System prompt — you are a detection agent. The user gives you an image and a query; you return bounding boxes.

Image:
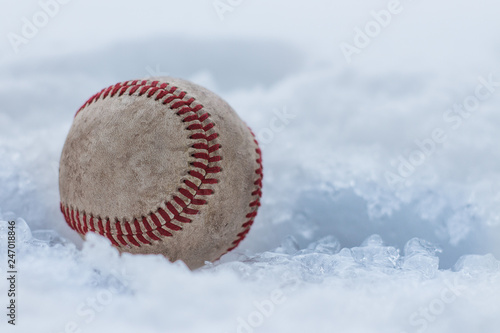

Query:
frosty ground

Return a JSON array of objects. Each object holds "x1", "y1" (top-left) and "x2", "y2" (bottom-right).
[{"x1": 1, "y1": 0, "x2": 500, "y2": 332}]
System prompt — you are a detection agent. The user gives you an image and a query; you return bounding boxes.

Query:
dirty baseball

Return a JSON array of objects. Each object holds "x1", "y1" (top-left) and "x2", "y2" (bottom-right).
[{"x1": 59, "y1": 77, "x2": 263, "y2": 269}]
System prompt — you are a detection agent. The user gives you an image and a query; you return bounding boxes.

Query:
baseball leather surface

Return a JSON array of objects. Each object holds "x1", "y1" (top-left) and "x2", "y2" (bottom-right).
[{"x1": 59, "y1": 77, "x2": 263, "y2": 269}]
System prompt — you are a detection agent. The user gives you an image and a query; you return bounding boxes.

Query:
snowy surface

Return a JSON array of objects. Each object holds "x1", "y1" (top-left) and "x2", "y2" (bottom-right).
[{"x1": 1, "y1": 0, "x2": 500, "y2": 332}]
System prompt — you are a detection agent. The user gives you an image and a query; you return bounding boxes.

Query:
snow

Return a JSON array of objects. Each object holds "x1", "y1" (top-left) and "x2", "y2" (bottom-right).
[{"x1": 2, "y1": 0, "x2": 500, "y2": 332}]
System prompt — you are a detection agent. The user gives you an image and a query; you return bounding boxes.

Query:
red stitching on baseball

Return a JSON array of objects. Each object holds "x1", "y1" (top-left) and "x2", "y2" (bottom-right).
[
  {"x1": 223, "y1": 129, "x2": 263, "y2": 253},
  {"x1": 63, "y1": 80, "x2": 223, "y2": 248}
]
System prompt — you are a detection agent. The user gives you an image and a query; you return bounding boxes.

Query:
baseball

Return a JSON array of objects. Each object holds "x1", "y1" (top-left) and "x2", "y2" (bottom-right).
[{"x1": 59, "y1": 77, "x2": 263, "y2": 269}]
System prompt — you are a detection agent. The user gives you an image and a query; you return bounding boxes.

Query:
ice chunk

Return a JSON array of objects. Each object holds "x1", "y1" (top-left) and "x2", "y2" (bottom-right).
[
  {"x1": 31, "y1": 229, "x2": 69, "y2": 247},
  {"x1": 274, "y1": 235, "x2": 300, "y2": 255},
  {"x1": 402, "y1": 238, "x2": 441, "y2": 278},
  {"x1": 454, "y1": 254, "x2": 500, "y2": 277},
  {"x1": 351, "y1": 234, "x2": 400, "y2": 269},
  {"x1": 361, "y1": 234, "x2": 384, "y2": 247},
  {"x1": 304, "y1": 235, "x2": 340, "y2": 255},
  {"x1": 0, "y1": 217, "x2": 32, "y2": 246}
]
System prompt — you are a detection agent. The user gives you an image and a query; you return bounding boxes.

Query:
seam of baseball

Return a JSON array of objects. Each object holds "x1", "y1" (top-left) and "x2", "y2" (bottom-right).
[
  {"x1": 222, "y1": 128, "x2": 263, "y2": 254},
  {"x1": 60, "y1": 79, "x2": 223, "y2": 249}
]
